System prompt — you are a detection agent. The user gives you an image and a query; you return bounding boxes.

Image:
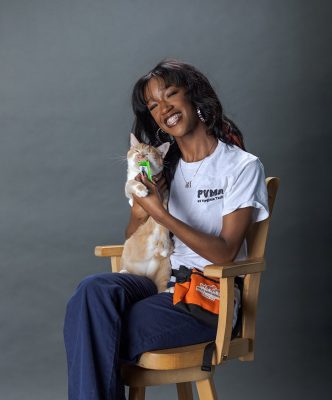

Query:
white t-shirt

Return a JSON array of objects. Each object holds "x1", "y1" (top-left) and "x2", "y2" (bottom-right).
[{"x1": 168, "y1": 140, "x2": 269, "y2": 271}]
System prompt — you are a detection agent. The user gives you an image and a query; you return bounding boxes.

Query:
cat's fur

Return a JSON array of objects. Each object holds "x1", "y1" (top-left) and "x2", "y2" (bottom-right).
[{"x1": 120, "y1": 134, "x2": 173, "y2": 292}]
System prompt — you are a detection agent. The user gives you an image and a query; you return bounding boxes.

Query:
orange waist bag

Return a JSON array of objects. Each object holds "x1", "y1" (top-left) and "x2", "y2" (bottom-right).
[{"x1": 172, "y1": 265, "x2": 220, "y2": 327}]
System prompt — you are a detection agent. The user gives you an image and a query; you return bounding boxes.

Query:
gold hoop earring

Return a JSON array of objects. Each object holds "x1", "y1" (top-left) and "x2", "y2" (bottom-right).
[{"x1": 156, "y1": 127, "x2": 175, "y2": 144}]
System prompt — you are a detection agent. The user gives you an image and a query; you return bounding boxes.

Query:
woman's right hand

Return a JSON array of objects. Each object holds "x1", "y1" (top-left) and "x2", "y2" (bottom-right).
[
  {"x1": 131, "y1": 171, "x2": 167, "y2": 219},
  {"x1": 131, "y1": 173, "x2": 148, "y2": 220},
  {"x1": 126, "y1": 172, "x2": 167, "y2": 238},
  {"x1": 152, "y1": 172, "x2": 168, "y2": 200}
]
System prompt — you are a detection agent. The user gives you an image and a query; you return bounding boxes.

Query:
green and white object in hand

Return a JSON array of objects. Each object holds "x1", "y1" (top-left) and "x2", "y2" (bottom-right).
[{"x1": 138, "y1": 160, "x2": 153, "y2": 182}]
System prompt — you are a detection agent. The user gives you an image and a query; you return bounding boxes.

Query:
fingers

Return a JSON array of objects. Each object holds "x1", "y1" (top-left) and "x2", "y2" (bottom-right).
[
  {"x1": 135, "y1": 171, "x2": 166, "y2": 198},
  {"x1": 135, "y1": 172, "x2": 155, "y2": 187},
  {"x1": 141, "y1": 174, "x2": 157, "y2": 192},
  {"x1": 153, "y1": 173, "x2": 165, "y2": 186},
  {"x1": 135, "y1": 173, "x2": 143, "y2": 182},
  {"x1": 152, "y1": 172, "x2": 163, "y2": 183}
]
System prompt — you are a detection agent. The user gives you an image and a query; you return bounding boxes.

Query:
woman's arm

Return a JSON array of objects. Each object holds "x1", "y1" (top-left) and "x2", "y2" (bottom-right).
[
  {"x1": 133, "y1": 175, "x2": 253, "y2": 264},
  {"x1": 160, "y1": 207, "x2": 253, "y2": 264}
]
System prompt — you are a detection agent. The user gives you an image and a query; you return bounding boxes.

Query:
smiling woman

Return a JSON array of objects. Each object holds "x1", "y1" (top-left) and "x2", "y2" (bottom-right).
[
  {"x1": 131, "y1": 59, "x2": 246, "y2": 183},
  {"x1": 63, "y1": 59, "x2": 269, "y2": 400}
]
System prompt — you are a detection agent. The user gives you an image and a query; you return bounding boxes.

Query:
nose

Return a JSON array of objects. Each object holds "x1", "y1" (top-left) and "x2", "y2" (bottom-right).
[
  {"x1": 160, "y1": 99, "x2": 172, "y2": 115},
  {"x1": 136, "y1": 154, "x2": 146, "y2": 162}
]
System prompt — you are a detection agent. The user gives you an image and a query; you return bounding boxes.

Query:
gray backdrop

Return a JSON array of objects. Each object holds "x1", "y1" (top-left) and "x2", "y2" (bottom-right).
[{"x1": 1, "y1": 0, "x2": 331, "y2": 399}]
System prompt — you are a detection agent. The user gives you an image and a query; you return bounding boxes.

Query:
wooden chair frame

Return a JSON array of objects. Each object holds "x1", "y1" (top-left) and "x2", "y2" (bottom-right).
[{"x1": 95, "y1": 177, "x2": 279, "y2": 400}]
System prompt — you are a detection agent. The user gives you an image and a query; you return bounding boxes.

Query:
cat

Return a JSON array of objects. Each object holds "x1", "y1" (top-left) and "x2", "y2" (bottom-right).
[{"x1": 120, "y1": 133, "x2": 173, "y2": 293}]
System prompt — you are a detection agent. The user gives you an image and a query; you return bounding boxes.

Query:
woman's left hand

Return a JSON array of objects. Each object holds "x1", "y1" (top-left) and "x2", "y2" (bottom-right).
[{"x1": 132, "y1": 173, "x2": 168, "y2": 223}]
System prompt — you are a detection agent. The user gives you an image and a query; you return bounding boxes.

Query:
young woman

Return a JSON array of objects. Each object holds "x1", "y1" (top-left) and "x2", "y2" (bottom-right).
[{"x1": 64, "y1": 59, "x2": 269, "y2": 400}]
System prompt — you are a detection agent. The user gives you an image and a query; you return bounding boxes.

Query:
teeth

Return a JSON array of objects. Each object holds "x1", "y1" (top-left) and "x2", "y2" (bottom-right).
[{"x1": 166, "y1": 113, "x2": 181, "y2": 127}]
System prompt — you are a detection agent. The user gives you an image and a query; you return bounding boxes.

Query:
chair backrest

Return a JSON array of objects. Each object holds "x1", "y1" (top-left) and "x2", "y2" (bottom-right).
[
  {"x1": 246, "y1": 177, "x2": 280, "y2": 259},
  {"x1": 239, "y1": 177, "x2": 279, "y2": 361}
]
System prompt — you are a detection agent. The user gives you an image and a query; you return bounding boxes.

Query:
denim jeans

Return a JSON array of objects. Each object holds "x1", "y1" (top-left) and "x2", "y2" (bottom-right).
[{"x1": 63, "y1": 272, "x2": 220, "y2": 400}]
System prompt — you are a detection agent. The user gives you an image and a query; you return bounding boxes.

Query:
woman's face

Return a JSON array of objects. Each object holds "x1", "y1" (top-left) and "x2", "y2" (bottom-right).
[{"x1": 144, "y1": 77, "x2": 199, "y2": 139}]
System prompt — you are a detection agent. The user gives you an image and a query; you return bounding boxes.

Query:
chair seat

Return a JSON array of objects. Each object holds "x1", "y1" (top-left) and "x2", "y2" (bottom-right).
[
  {"x1": 136, "y1": 337, "x2": 251, "y2": 370},
  {"x1": 121, "y1": 338, "x2": 252, "y2": 388}
]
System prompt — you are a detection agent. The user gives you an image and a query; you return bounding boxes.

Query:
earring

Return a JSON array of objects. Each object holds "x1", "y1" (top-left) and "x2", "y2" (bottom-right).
[
  {"x1": 156, "y1": 127, "x2": 164, "y2": 142},
  {"x1": 156, "y1": 127, "x2": 175, "y2": 144},
  {"x1": 196, "y1": 107, "x2": 206, "y2": 123},
  {"x1": 168, "y1": 134, "x2": 175, "y2": 144}
]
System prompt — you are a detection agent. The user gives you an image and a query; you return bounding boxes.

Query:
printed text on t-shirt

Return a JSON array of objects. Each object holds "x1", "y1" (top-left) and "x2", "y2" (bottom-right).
[{"x1": 197, "y1": 188, "x2": 224, "y2": 203}]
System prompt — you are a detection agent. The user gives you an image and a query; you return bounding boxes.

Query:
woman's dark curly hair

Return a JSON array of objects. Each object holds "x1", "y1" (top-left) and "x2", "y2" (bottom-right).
[{"x1": 131, "y1": 59, "x2": 245, "y2": 184}]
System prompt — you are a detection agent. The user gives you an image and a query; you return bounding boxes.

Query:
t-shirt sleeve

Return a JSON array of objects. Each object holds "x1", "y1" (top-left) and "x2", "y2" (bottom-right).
[{"x1": 222, "y1": 158, "x2": 269, "y2": 223}]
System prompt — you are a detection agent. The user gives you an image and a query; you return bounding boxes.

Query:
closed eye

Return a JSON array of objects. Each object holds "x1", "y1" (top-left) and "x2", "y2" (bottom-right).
[
  {"x1": 167, "y1": 90, "x2": 178, "y2": 97},
  {"x1": 148, "y1": 90, "x2": 178, "y2": 111}
]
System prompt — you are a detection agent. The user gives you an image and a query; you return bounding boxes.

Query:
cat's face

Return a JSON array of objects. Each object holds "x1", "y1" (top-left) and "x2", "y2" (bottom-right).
[{"x1": 127, "y1": 134, "x2": 170, "y2": 175}]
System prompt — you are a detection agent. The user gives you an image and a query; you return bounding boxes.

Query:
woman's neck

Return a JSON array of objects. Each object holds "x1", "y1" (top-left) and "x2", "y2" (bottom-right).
[{"x1": 176, "y1": 129, "x2": 218, "y2": 163}]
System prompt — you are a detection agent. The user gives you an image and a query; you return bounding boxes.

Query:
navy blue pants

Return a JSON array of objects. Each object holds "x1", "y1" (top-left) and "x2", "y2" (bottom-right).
[{"x1": 63, "y1": 272, "x2": 218, "y2": 400}]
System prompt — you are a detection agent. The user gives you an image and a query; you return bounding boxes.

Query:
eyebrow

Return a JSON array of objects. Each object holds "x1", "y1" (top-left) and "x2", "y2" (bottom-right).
[{"x1": 145, "y1": 84, "x2": 174, "y2": 104}]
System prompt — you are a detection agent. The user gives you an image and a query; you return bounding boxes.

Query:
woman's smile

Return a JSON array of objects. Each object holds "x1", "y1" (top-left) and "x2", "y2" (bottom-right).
[{"x1": 164, "y1": 112, "x2": 182, "y2": 128}]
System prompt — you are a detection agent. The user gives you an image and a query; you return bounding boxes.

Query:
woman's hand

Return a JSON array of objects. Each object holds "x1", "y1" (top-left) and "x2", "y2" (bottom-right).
[
  {"x1": 126, "y1": 172, "x2": 168, "y2": 238},
  {"x1": 133, "y1": 172, "x2": 168, "y2": 222},
  {"x1": 152, "y1": 171, "x2": 168, "y2": 199}
]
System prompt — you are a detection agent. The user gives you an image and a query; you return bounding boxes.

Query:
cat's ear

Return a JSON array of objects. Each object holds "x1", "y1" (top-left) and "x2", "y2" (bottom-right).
[
  {"x1": 157, "y1": 142, "x2": 171, "y2": 158},
  {"x1": 130, "y1": 133, "x2": 140, "y2": 148}
]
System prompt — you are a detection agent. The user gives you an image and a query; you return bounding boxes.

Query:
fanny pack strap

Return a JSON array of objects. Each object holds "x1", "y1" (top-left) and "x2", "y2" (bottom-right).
[
  {"x1": 172, "y1": 265, "x2": 192, "y2": 283},
  {"x1": 201, "y1": 341, "x2": 216, "y2": 371}
]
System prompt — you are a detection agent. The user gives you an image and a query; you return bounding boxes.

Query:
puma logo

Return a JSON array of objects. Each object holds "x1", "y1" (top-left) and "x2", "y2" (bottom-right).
[{"x1": 197, "y1": 188, "x2": 224, "y2": 203}]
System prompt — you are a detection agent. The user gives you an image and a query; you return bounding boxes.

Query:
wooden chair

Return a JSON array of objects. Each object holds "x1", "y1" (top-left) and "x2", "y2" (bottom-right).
[{"x1": 95, "y1": 177, "x2": 280, "y2": 400}]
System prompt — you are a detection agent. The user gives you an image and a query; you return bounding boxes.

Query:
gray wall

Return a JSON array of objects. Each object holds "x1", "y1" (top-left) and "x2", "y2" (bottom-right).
[{"x1": 1, "y1": 0, "x2": 331, "y2": 399}]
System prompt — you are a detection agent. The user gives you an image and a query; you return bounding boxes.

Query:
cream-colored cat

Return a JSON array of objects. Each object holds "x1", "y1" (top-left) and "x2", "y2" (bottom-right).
[{"x1": 120, "y1": 134, "x2": 173, "y2": 292}]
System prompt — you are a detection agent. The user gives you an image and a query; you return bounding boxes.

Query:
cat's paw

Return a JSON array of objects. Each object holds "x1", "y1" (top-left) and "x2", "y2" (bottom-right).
[
  {"x1": 126, "y1": 180, "x2": 148, "y2": 199},
  {"x1": 134, "y1": 182, "x2": 149, "y2": 198},
  {"x1": 159, "y1": 249, "x2": 169, "y2": 257},
  {"x1": 155, "y1": 242, "x2": 173, "y2": 258},
  {"x1": 154, "y1": 239, "x2": 173, "y2": 258},
  {"x1": 119, "y1": 269, "x2": 129, "y2": 273}
]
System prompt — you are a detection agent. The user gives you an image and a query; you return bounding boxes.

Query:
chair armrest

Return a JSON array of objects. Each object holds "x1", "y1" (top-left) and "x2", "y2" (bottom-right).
[
  {"x1": 94, "y1": 245, "x2": 124, "y2": 257},
  {"x1": 207, "y1": 257, "x2": 264, "y2": 364},
  {"x1": 203, "y1": 258, "x2": 265, "y2": 278}
]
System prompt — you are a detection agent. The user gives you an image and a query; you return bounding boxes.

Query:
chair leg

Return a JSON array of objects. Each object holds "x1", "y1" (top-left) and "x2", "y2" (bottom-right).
[
  {"x1": 196, "y1": 377, "x2": 218, "y2": 400},
  {"x1": 129, "y1": 386, "x2": 145, "y2": 400},
  {"x1": 177, "y1": 382, "x2": 193, "y2": 400}
]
